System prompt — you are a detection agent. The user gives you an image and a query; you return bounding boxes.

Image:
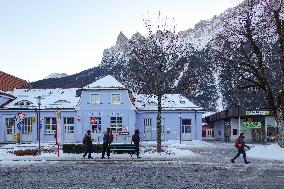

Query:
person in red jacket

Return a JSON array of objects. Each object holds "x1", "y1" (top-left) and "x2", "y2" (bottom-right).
[{"x1": 231, "y1": 132, "x2": 251, "y2": 164}]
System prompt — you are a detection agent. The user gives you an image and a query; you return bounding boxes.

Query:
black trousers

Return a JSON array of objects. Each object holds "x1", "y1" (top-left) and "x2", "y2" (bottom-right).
[
  {"x1": 102, "y1": 143, "x2": 111, "y2": 157},
  {"x1": 135, "y1": 144, "x2": 140, "y2": 157},
  {"x1": 83, "y1": 146, "x2": 92, "y2": 158},
  {"x1": 232, "y1": 148, "x2": 247, "y2": 162}
]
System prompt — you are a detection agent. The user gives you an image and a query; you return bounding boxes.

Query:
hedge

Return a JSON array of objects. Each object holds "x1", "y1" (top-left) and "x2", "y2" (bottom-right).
[{"x1": 63, "y1": 144, "x2": 103, "y2": 154}]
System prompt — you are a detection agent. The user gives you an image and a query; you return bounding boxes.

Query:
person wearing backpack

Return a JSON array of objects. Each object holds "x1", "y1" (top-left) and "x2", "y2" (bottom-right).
[
  {"x1": 231, "y1": 132, "x2": 251, "y2": 164},
  {"x1": 101, "y1": 128, "x2": 114, "y2": 159},
  {"x1": 83, "y1": 130, "x2": 93, "y2": 159},
  {"x1": 132, "y1": 129, "x2": 141, "y2": 158}
]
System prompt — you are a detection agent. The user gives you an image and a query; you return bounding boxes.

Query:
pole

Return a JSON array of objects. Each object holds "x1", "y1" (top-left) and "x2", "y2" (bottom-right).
[
  {"x1": 238, "y1": 108, "x2": 241, "y2": 135},
  {"x1": 179, "y1": 114, "x2": 182, "y2": 144},
  {"x1": 39, "y1": 103, "x2": 41, "y2": 155}
]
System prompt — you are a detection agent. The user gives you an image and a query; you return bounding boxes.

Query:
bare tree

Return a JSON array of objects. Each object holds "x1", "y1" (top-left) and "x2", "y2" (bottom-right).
[
  {"x1": 216, "y1": 0, "x2": 284, "y2": 146},
  {"x1": 126, "y1": 13, "x2": 186, "y2": 152}
]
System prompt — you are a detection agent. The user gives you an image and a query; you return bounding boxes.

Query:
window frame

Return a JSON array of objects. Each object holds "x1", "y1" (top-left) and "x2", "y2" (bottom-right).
[
  {"x1": 45, "y1": 117, "x2": 56, "y2": 134},
  {"x1": 90, "y1": 93, "x2": 101, "y2": 104},
  {"x1": 111, "y1": 93, "x2": 121, "y2": 104},
  {"x1": 110, "y1": 117, "x2": 122, "y2": 134},
  {"x1": 63, "y1": 117, "x2": 75, "y2": 134}
]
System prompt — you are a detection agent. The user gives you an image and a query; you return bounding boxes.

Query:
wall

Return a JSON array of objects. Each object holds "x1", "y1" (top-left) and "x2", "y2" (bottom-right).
[
  {"x1": 78, "y1": 89, "x2": 136, "y2": 143},
  {"x1": 136, "y1": 111, "x2": 202, "y2": 141},
  {"x1": 214, "y1": 120, "x2": 224, "y2": 141}
]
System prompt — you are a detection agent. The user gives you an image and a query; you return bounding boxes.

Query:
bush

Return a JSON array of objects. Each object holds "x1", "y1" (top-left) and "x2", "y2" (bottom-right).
[
  {"x1": 63, "y1": 144, "x2": 102, "y2": 154},
  {"x1": 12, "y1": 149, "x2": 38, "y2": 156},
  {"x1": 9, "y1": 148, "x2": 56, "y2": 156}
]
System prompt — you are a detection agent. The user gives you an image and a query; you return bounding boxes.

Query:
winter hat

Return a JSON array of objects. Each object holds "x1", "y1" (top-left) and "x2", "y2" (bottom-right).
[
  {"x1": 87, "y1": 130, "x2": 91, "y2": 134},
  {"x1": 107, "y1": 128, "x2": 111, "y2": 132},
  {"x1": 135, "y1": 129, "x2": 140, "y2": 133}
]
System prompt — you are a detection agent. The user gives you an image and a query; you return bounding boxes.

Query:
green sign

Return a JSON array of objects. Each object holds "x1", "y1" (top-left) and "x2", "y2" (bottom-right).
[
  {"x1": 246, "y1": 110, "x2": 271, "y2": 116},
  {"x1": 243, "y1": 122, "x2": 262, "y2": 128}
]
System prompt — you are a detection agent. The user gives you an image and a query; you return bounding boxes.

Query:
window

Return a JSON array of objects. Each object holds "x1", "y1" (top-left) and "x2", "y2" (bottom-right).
[
  {"x1": 91, "y1": 94, "x2": 100, "y2": 104},
  {"x1": 233, "y1": 129, "x2": 238, "y2": 135},
  {"x1": 202, "y1": 130, "x2": 206, "y2": 137},
  {"x1": 23, "y1": 117, "x2": 32, "y2": 134},
  {"x1": 144, "y1": 118, "x2": 152, "y2": 126},
  {"x1": 111, "y1": 94, "x2": 121, "y2": 104},
  {"x1": 45, "y1": 117, "x2": 56, "y2": 134},
  {"x1": 90, "y1": 117, "x2": 101, "y2": 133},
  {"x1": 182, "y1": 119, "x2": 191, "y2": 133},
  {"x1": 5, "y1": 118, "x2": 15, "y2": 134},
  {"x1": 64, "y1": 117, "x2": 74, "y2": 134},
  {"x1": 110, "y1": 117, "x2": 122, "y2": 134}
]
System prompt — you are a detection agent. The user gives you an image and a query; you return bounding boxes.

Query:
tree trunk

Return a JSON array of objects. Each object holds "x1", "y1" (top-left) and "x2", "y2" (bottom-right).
[
  {"x1": 276, "y1": 91, "x2": 284, "y2": 147},
  {"x1": 156, "y1": 94, "x2": 162, "y2": 152}
]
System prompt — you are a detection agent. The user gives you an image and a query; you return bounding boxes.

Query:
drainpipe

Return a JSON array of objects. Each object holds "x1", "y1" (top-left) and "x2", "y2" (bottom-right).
[{"x1": 195, "y1": 110, "x2": 197, "y2": 140}]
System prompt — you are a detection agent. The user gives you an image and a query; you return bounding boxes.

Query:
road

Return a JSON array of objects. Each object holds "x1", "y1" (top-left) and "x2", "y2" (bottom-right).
[{"x1": 1, "y1": 143, "x2": 284, "y2": 189}]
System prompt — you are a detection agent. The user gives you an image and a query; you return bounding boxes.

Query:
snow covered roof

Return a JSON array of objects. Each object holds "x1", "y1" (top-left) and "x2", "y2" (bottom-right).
[
  {"x1": 5, "y1": 88, "x2": 80, "y2": 109},
  {"x1": 134, "y1": 94, "x2": 203, "y2": 111},
  {"x1": 0, "y1": 90, "x2": 15, "y2": 99},
  {"x1": 83, "y1": 75, "x2": 125, "y2": 89}
]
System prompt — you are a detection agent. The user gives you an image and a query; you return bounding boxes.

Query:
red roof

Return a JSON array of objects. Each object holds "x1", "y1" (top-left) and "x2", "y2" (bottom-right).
[{"x1": 0, "y1": 71, "x2": 32, "y2": 92}]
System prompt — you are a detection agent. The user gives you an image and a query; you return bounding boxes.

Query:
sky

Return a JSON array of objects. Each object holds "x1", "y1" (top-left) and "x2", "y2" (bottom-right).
[{"x1": 0, "y1": 0, "x2": 242, "y2": 82}]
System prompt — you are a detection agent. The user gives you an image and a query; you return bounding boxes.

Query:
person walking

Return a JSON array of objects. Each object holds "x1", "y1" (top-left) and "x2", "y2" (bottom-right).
[
  {"x1": 101, "y1": 128, "x2": 114, "y2": 159},
  {"x1": 231, "y1": 132, "x2": 251, "y2": 164},
  {"x1": 83, "y1": 130, "x2": 93, "y2": 159},
  {"x1": 132, "y1": 129, "x2": 141, "y2": 158}
]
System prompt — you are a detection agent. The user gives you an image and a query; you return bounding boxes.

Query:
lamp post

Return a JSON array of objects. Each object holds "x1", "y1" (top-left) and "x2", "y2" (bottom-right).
[
  {"x1": 35, "y1": 96, "x2": 44, "y2": 155},
  {"x1": 179, "y1": 113, "x2": 182, "y2": 144}
]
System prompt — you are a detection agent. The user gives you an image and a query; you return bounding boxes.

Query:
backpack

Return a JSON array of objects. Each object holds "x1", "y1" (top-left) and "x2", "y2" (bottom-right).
[{"x1": 234, "y1": 138, "x2": 242, "y2": 148}]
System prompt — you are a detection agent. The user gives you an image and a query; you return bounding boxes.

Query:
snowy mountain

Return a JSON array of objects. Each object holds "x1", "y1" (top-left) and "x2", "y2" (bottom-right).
[
  {"x1": 32, "y1": 1, "x2": 280, "y2": 111},
  {"x1": 44, "y1": 73, "x2": 68, "y2": 79}
]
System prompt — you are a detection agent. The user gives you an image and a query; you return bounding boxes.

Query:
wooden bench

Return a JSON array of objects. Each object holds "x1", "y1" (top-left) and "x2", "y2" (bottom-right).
[{"x1": 110, "y1": 143, "x2": 136, "y2": 157}]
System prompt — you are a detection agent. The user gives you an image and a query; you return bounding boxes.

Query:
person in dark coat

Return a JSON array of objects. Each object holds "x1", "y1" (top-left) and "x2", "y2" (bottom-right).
[
  {"x1": 101, "y1": 128, "x2": 114, "y2": 159},
  {"x1": 132, "y1": 129, "x2": 141, "y2": 158},
  {"x1": 231, "y1": 132, "x2": 251, "y2": 164},
  {"x1": 83, "y1": 130, "x2": 93, "y2": 159}
]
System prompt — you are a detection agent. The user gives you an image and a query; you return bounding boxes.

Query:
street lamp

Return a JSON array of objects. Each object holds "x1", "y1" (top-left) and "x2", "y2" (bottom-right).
[
  {"x1": 179, "y1": 113, "x2": 182, "y2": 144},
  {"x1": 35, "y1": 96, "x2": 44, "y2": 155}
]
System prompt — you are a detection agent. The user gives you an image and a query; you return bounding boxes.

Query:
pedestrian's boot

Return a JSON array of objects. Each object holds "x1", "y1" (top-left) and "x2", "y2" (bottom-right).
[
  {"x1": 245, "y1": 161, "x2": 251, "y2": 164},
  {"x1": 107, "y1": 156, "x2": 110, "y2": 159},
  {"x1": 137, "y1": 156, "x2": 141, "y2": 159},
  {"x1": 230, "y1": 159, "x2": 235, "y2": 163}
]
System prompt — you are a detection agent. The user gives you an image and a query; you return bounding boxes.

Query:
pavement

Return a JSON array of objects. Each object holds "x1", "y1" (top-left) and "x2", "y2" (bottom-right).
[{"x1": 0, "y1": 142, "x2": 284, "y2": 189}]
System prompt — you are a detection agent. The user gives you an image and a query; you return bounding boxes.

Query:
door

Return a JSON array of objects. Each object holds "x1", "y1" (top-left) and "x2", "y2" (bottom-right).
[
  {"x1": 64, "y1": 117, "x2": 75, "y2": 142},
  {"x1": 181, "y1": 119, "x2": 192, "y2": 141},
  {"x1": 144, "y1": 118, "x2": 152, "y2": 141},
  {"x1": 5, "y1": 118, "x2": 15, "y2": 142},
  {"x1": 91, "y1": 117, "x2": 102, "y2": 142},
  {"x1": 21, "y1": 117, "x2": 33, "y2": 142}
]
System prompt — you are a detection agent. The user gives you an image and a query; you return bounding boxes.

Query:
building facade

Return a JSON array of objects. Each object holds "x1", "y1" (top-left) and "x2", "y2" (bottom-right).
[
  {"x1": 205, "y1": 108, "x2": 278, "y2": 142},
  {"x1": 0, "y1": 75, "x2": 204, "y2": 144}
]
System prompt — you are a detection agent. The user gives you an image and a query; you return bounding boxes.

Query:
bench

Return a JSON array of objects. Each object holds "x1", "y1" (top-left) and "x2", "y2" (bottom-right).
[{"x1": 110, "y1": 143, "x2": 136, "y2": 157}]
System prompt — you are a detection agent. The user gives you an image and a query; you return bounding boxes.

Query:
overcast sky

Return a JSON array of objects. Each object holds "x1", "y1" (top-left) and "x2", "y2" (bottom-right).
[{"x1": 0, "y1": 0, "x2": 242, "y2": 82}]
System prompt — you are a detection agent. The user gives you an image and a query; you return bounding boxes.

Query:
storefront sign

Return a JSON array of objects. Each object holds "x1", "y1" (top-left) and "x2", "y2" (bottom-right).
[
  {"x1": 118, "y1": 132, "x2": 129, "y2": 135},
  {"x1": 243, "y1": 122, "x2": 262, "y2": 128},
  {"x1": 246, "y1": 110, "x2": 271, "y2": 116}
]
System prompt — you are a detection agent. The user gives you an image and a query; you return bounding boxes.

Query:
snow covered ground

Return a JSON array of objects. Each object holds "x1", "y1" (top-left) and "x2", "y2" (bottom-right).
[{"x1": 0, "y1": 140, "x2": 283, "y2": 164}]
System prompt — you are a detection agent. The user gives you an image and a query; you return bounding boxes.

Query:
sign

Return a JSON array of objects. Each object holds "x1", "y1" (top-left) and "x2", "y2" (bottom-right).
[
  {"x1": 246, "y1": 110, "x2": 271, "y2": 116},
  {"x1": 243, "y1": 122, "x2": 262, "y2": 128},
  {"x1": 118, "y1": 132, "x2": 129, "y2": 135}
]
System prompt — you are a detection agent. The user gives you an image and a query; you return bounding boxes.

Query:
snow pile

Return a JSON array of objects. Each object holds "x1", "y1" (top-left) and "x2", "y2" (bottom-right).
[
  {"x1": 247, "y1": 144, "x2": 284, "y2": 161},
  {"x1": 142, "y1": 147, "x2": 195, "y2": 158},
  {"x1": 142, "y1": 140, "x2": 213, "y2": 148}
]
